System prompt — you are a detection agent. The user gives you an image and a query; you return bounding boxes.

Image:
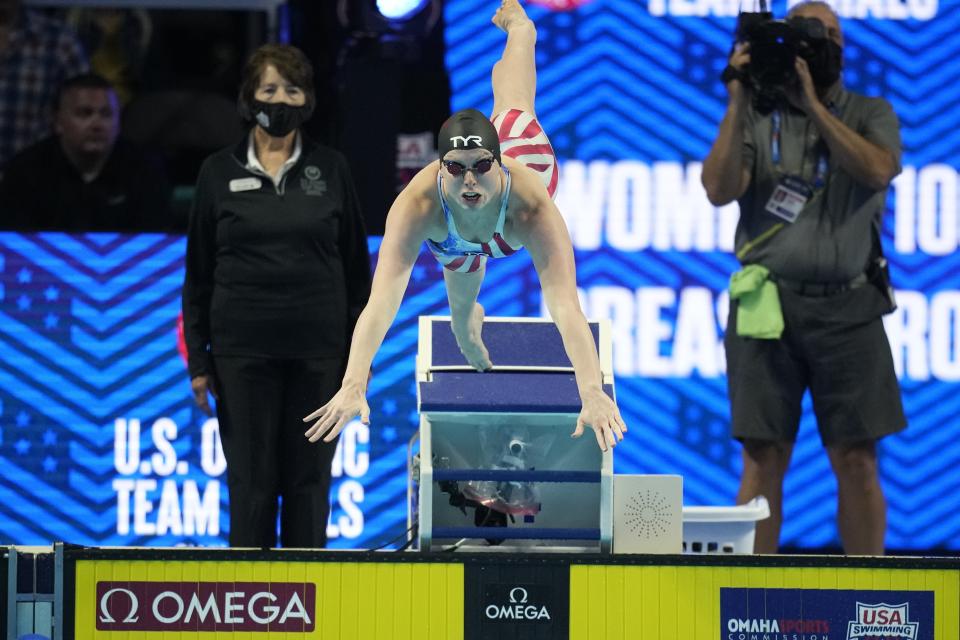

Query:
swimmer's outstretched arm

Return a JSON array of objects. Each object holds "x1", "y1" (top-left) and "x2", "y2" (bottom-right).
[
  {"x1": 304, "y1": 165, "x2": 436, "y2": 443},
  {"x1": 512, "y1": 171, "x2": 628, "y2": 451}
]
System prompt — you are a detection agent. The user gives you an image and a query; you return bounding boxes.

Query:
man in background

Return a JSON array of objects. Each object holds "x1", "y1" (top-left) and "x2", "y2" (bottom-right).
[
  {"x1": 0, "y1": 0, "x2": 88, "y2": 173},
  {"x1": 0, "y1": 73, "x2": 171, "y2": 231}
]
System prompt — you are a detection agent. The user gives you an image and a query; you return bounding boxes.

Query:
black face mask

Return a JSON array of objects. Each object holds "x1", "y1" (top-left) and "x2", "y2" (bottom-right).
[
  {"x1": 809, "y1": 41, "x2": 843, "y2": 88},
  {"x1": 251, "y1": 100, "x2": 310, "y2": 137}
]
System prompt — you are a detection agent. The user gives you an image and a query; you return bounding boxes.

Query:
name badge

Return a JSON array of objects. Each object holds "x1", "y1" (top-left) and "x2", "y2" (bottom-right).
[
  {"x1": 229, "y1": 177, "x2": 262, "y2": 192},
  {"x1": 765, "y1": 175, "x2": 812, "y2": 223}
]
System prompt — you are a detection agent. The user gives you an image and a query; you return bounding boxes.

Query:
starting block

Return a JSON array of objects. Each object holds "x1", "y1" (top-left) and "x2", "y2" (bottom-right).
[{"x1": 409, "y1": 316, "x2": 615, "y2": 552}]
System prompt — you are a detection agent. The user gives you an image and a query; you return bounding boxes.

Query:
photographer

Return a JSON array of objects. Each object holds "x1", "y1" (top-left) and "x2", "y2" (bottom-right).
[{"x1": 702, "y1": 1, "x2": 905, "y2": 555}]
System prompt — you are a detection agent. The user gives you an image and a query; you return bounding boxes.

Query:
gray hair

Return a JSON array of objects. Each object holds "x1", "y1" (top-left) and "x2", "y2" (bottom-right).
[{"x1": 787, "y1": 1, "x2": 840, "y2": 21}]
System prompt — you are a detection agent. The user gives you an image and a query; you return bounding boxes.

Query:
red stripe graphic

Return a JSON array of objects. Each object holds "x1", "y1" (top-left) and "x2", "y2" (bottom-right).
[
  {"x1": 493, "y1": 233, "x2": 518, "y2": 255},
  {"x1": 547, "y1": 164, "x2": 559, "y2": 197},
  {"x1": 445, "y1": 256, "x2": 467, "y2": 271},
  {"x1": 495, "y1": 109, "x2": 523, "y2": 140},
  {"x1": 524, "y1": 163, "x2": 551, "y2": 172},
  {"x1": 519, "y1": 118, "x2": 543, "y2": 139},
  {"x1": 503, "y1": 143, "x2": 556, "y2": 156}
]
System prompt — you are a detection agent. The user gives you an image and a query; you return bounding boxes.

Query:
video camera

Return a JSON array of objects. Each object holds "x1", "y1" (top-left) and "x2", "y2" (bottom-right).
[{"x1": 733, "y1": 7, "x2": 841, "y2": 113}]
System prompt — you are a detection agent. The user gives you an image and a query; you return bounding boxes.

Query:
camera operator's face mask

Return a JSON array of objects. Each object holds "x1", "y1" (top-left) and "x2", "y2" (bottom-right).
[
  {"x1": 809, "y1": 40, "x2": 842, "y2": 88},
  {"x1": 790, "y1": 12, "x2": 844, "y2": 88}
]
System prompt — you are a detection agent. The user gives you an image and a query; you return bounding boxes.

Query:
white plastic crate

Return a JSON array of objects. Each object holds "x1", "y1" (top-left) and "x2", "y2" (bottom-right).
[{"x1": 681, "y1": 496, "x2": 770, "y2": 554}]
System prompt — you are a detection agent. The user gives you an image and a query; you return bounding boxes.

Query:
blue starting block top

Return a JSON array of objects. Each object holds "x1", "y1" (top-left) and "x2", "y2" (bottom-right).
[
  {"x1": 429, "y1": 319, "x2": 600, "y2": 368},
  {"x1": 418, "y1": 318, "x2": 613, "y2": 413},
  {"x1": 419, "y1": 372, "x2": 614, "y2": 413}
]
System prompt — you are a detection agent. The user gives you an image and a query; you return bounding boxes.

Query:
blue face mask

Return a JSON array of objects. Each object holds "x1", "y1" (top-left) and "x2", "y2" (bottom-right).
[{"x1": 251, "y1": 100, "x2": 310, "y2": 137}]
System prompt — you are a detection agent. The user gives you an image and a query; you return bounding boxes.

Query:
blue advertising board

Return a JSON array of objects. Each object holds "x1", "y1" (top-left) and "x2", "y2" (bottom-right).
[{"x1": 721, "y1": 588, "x2": 934, "y2": 640}]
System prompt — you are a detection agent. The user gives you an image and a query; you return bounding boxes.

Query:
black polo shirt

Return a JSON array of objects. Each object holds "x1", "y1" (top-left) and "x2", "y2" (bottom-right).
[
  {"x1": 0, "y1": 136, "x2": 172, "y2": 232},
  {"x1": 181, "y1": 134, "x2": 371, "y2": 377}
]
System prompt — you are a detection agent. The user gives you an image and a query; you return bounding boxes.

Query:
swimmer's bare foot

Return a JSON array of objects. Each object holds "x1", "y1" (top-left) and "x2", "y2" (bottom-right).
[
  {"x1": 453, "y1": 302, "x2": 493, "y2": 371},
  {"x1": 493, "y1": 0, "x2": 534, "y2": 35}
]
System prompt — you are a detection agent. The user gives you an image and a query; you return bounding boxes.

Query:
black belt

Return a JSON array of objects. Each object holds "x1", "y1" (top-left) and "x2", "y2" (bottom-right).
[{"x1": 772, "y1": 272, "x2": 868, "y2": 297}]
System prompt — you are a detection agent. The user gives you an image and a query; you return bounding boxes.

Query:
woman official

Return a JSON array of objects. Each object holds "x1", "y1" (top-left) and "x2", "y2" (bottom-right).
[{"x1": 182, "y1": 44, "x2": 370, "y2": 547}]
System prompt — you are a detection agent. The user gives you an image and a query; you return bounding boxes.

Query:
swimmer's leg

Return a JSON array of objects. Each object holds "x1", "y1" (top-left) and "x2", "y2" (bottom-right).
[
  {"x1": 491, "y1": 0, "x2": 538, "y2": 118},
  {"x1": 444, "y1": 264, "x2": 492, "y2": 370}
]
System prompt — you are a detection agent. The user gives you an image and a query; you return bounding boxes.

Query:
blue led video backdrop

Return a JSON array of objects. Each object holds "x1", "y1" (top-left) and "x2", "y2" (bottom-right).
[
  {"x1": 443, "y1": 0, "x2": 960, "y2": 550},
  {"x1": 0, "y1": 0, "x2": 958, "y2": 551},
  {"x1": 0, "y1": 233, "x2": 416, "y2": 548}
]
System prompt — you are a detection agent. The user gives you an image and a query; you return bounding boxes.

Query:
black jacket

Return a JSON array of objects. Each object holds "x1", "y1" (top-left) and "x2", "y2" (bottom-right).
[
  {"x1": 181, "y1": 134, "x2": 371, "y2": 378},
  {"x1": 0, "y1": 136, "x2": 171, "y2": 232}
]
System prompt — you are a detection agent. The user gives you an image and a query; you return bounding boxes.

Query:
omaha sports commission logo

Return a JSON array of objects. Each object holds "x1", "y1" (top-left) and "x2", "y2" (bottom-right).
[
  {"x1": 847, "y1": 602, "x2": 919, "y2": 640},
  {"x1": 96, "y1": 581, "x2": 315, "y2": 632},
  {"x1": 721, "y1": 588, "x2": 933, "y2": 640},
  {"x1": 725, "y1": 616, "x2": 830, "y2": 639}
]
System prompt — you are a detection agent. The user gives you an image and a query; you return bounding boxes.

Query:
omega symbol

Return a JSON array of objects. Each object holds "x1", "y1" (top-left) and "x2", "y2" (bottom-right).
[
  {"x1": 509, "y1": 587, "x2": 529, "y2": 604},
  {"x1": 99, "y1": 588, "x2": 140, "y2": 624}
]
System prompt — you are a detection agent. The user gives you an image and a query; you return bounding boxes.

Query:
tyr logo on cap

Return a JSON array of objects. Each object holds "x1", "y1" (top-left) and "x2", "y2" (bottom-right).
[{"x1": 450, "y1": 135, "x2": 483, "y2": 148}]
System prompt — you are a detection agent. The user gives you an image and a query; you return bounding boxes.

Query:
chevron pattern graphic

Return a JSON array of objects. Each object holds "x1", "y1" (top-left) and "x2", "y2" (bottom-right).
[
  {"x1": 440, "y1": 0, "x2": 960, "y2": 551},
  {"x1": 0, "y1": 234, "x2": 378, "y2": 549},
  {"x1": 0, "y1": 233, "x2": 217, "y2": 545}
]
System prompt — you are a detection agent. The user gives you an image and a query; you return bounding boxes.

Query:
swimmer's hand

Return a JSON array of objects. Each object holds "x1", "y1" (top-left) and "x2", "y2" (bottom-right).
[
  {"x1": 452, "y1": 302, "x2": 493, "y2": 371},
  {"x1": 303, "y1": 381, "x2": 369, "y2": 443},
  {"x1": 571, "y1": 387, "x2": 627, "y2": 452}
]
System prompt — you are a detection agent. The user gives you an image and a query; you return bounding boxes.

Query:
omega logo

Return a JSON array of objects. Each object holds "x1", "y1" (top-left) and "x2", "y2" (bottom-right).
[
  {"x1": 509, "y1": 587, "x2": 528, "y2": 604},
  {"x1": 99, "y1": 588, "x2": 139, "y2": 623},
  {"x1": 485, "y1": 585, "x2": 551, "y2": 622},
  {"x1": 95, "y1": 581, "x2": 315, "y2": 632}
]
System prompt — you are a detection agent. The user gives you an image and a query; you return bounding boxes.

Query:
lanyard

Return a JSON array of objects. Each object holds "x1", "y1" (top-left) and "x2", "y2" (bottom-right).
[{"x1": 771, "y1": 107, "x2": 834, "y2": 189}]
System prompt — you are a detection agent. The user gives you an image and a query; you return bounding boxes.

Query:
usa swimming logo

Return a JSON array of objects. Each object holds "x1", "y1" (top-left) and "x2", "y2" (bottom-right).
[{"x1": 847, "y1": 602, "x2": 919, "y2": 640}]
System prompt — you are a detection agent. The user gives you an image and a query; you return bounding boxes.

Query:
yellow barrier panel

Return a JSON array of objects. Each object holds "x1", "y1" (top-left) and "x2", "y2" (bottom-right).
[
  {"x1": 70, "y1": 552, "x2": 960, "y2": 640},
  {"x1": 75, "y1": 559, "x2": 464, "y2": 640},
  {"x1": 569, "y1": 563, "x2": 960, "y2": 640}
]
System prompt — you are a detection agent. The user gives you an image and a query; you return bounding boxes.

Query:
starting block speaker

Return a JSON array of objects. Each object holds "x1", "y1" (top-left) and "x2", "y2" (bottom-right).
[{"x1": 612, "y1": 475, "x2": 683, "y2": 554}]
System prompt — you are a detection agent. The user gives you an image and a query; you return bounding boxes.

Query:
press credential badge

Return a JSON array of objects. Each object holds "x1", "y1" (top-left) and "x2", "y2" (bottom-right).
[{"x1": 765, "y1": 175, "x2": 812, "y2": 223}]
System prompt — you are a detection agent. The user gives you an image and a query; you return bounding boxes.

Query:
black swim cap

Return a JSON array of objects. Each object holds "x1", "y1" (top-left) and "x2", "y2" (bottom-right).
[{"x1": 437, "y1": 109, "x2": 501, "y2": 163}]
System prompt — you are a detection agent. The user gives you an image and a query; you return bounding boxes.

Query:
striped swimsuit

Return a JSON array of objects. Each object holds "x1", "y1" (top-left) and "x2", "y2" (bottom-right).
[
  {"x1": 427, "y1": 109, "x2": 558, "y2": 273},
  {"x1": 493, "y1": 108, "x2": 558, "y2": 198},
  {"x1": 427, "y1": 167, "x2": 520, "y2": 274}
]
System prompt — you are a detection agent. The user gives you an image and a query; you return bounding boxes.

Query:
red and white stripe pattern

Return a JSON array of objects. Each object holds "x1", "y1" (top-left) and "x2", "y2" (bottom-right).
[
  {"x1": 427, "y1": 168, "x2": 520, "y2": 273},
  {"x1": 438, "y1": 253, "x2": 483, "y2": 274},
  {"x1": 436, "y1": 231, "x2": 519, "y2": 274},
  {"x1": 492, "y1": 109, "x2": 559, "y2": 198}
]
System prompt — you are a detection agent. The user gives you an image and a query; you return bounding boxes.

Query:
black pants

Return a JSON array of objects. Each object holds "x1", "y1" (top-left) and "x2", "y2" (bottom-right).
[{"x1": 212, "y1": 355, "x2": 343, "y2": 548}]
